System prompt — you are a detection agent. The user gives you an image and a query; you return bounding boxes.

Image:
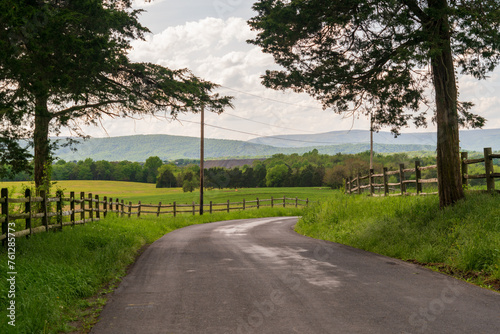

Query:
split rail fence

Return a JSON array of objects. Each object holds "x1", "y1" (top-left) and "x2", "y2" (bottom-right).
[
  {"x1": 346, "y1": 147, "x2": 500, "y2": 196},
  {"x1": 0, "y1": 190, "x2": 309, "y2": 243}
]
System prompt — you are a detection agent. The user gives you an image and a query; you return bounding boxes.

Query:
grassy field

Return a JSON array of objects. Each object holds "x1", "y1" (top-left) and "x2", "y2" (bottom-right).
[
  {"x1": 296, "y1": 191, "x2": 500, "y2": 290},
  {"x1": 0, "y1": 180, "x2": 332, "y2": 205}
]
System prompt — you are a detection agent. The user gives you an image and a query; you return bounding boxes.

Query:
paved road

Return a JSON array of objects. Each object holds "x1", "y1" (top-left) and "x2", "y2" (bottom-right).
[{"x1": 91, "y1": 217, "x2": 500, "y2": 334}]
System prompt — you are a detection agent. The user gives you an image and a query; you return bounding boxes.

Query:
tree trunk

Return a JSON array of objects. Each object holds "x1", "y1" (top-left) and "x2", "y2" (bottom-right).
[
  {"x1": 429, "y1": 0, "x2": 464, "y2": 208},
  {"x1": 34, "y1": 96, "x2": 51, "y2": 192}
]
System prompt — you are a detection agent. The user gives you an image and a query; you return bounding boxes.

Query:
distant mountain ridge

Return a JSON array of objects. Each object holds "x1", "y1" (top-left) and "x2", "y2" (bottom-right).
[
  {"x1": 51, "y1": 134, "x2": 437, "y2": 162},
  {"x1": 247, "y1": 128, "x2": 500, "y2": 152}
]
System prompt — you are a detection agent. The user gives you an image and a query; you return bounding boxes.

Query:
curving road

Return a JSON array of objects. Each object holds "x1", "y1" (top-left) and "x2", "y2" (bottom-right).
[{"x1": 91, "y1": 217, "x2": 500, "y2": 334}]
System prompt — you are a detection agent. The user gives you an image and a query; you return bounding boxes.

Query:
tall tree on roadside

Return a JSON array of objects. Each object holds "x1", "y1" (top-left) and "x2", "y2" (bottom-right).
[
  {"x1": 0, "y1": 0, "x2": 232, "y2": 191},
  {"x1": 248, "y1": 0, "x2": 500, "y2": 207}
]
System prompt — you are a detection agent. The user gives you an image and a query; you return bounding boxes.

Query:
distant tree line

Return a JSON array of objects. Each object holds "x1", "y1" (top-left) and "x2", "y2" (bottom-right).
[{"x1": 2, "y1": 149, "x2": 497, "y2": 190}]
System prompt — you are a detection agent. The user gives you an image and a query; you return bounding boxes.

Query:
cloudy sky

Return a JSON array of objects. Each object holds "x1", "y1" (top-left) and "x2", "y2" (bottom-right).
[{"x1": 70, "y1": 0, "x2": 500, "y2": 142}]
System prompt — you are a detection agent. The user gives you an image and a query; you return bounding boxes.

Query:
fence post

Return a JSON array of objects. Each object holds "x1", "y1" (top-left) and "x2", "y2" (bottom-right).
[
  {"x1": 95, "y1": 195, "x2": 101, "y2": 219},
  {"x1": 283, "y1": 195, "x2": 286, "y2": 208},
  {"x1": 109, "y1": 197, "x2": 113, "y2": 213},
  {"x1": 70, "y1": 192, "x2": 75, "y2": 226},
  {"x1": 40, "y1": 190, "x2": 48, "y2": 232},
  {"x1": 173, "y1": 202, "x2": 177, "y2": 217},
  {"x1": 1, "y1": 188, "x2": 9, "y2": 247},
  {"x1": 345, "y1": 178, "x2": 348, "y2": 194},
  {"x1": 415, "y1": 161, "x2": 422, "y2": 195},
  {"x1": 399, "y1": 164, "x2": 406, "y2": 195},
  {"x1": 210, "y1": 201, "x2": 213, "y2": 214},
  {"x1": 121, "y1": 199, "x2": 124, "y2": 217},
  {"x1": 88, "y1": 193, "x2": 93, "y2": 222},
  {"x1": 357, "y1": 172, "x2": 361, "y2": 195},
  {"x1": 243, "y1": 198, "x2": 246, "y2": 210},
  {"x1": 295, "y1": 197, "x2": 298, "y2": 208},
  {"x1": 57, "y1": 190, "x2": 63, "y2": 230},
  {"x1": 369, "y1": 169, "x2": 374, "y2": 196},
  {"x1": 461, "y1": 152, "x2": 468, "y2": 189},
  {"x1": 157, "y1": 202, "x2": 161, "y2": 217},
  {"x1": 192, "y1": 201, "x2": 196, "y2": 215},
  {"x1": 348, "y1": 176, "x2": 352, "y2": 194},
  {"x1": 128, "y1": 202, "x2": 132, "y2": 218},
  {"x1": 484, "y1": 147, "x2": 495, "y2": 192},
  {"x1": 80, "y1": 192, "x2": 85, "y2": 223},
  {"x1": 271, "y1": 196, "x2": 274, "y2": 208},
  {"x1": 257, "y1": 197, "x2": 260, "y2": 209},
  {"x1": 306, "y1": 198, "x2": 309, "y2": 206},
  {"x1": 138, "y1": 201, "x2": 141, "y2": 218},
  {"x1": 383, "y1": 167, "x2": 389, "y2": 196},
  {"x1": 103, "y1": 196, "x2": 107, "y2": 218},
  {"x1": 227, "y1": 200, "x2": 230, "y2": 213},
  {"x1": 25, "y1": 189, "x2": 32, "y2": 236}
]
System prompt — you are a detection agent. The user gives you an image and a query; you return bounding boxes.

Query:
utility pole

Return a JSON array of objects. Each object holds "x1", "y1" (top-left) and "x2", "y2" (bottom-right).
[
  {"x1": 370, "y1": 113, "x2": 374, "y2": 170},
  {"x1": 199, "y1": 105, "x2": 204, "y2": 215}
]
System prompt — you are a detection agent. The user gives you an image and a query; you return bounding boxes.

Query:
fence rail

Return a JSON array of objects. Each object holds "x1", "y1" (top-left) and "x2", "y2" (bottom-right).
[
  {"x1": 1, "y1": 190, "x2": 309, "y2": 243},
  {"x1": 346, "y1": 147, "x2": 499, "y2": 196}
]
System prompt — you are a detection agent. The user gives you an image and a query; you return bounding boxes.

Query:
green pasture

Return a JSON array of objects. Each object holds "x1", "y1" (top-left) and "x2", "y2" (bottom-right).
[{"x1": 0, "y1": 180, "x2": 332, "y2": 205}]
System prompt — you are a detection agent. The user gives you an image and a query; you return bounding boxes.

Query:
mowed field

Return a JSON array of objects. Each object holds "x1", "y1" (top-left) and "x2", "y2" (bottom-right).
[{"x1": 0, "y1": 180, "x2": 334, "y2": 205}]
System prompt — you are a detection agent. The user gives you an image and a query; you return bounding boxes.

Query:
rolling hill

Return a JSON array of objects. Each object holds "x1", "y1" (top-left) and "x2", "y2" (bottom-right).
[
  {"x1": 49, "y1": 128, "x2": 499, "y2": 162},
  {"x1": 51, "y1": 134, "x2": 436, "y2": 162},
  {"x1": 247, "y1": 128, "x2": 500, "y2": 152}
]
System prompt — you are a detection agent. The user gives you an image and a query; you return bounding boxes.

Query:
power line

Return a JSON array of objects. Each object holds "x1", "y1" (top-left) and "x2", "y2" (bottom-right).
[
  {"x1": 172, "y1": 117, "x2": 347, "y2": 146},
  {"x1": 219, "y1": 85, "x2": 325, "y2": 111},
  {"x1": 173, "y1": 115, "x2": 437, "y2": 147},
  {"x1": 218, "y1": 85, "x2": 437, "y2": 146},
  {"x1": 222, "y1": 112, "x2": 318, "y2": 134}
]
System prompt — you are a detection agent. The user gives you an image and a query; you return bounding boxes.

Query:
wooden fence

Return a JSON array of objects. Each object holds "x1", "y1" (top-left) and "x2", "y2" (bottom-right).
[
  {"x1": 346, "y1": 147, "x2": 500, "y2": 196},
  {"x1": 0, "y1": 189, "x2": 310, "y2": 243}
]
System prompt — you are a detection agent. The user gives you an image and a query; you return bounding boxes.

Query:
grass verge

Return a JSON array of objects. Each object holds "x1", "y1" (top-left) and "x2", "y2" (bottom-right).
[
  {"x1": 0, "y1": 207, "x2": 301, "y2": 334},
  {"x1": 296, "y1": 191, "x2": 500, "y2": 291}
]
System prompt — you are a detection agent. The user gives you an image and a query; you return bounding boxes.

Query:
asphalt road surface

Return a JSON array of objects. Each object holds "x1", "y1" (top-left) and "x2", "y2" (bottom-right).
[{"x1": 91, "y1": 217, "x2": 500, "y2": 334}]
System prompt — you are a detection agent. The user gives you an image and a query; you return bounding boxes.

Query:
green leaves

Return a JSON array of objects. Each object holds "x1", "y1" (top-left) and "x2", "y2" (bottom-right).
[
  {"x1": 248, "y1": 0, "x2": 500, "y2": 133},
  {"x1": 0, "y1": 0, "x2": 232, "y2": 188},
  {"x1": 0, "y1": 133, "x2": 32, "y2": 178}
]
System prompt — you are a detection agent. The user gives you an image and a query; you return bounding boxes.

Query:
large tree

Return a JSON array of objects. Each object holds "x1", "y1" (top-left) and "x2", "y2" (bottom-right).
[
  {"x1": 248, "y1": 0, "x2": 500, "y2": 207},
  {"x1": 0, "y1": 0, "x2": 232, "y2": 190}
]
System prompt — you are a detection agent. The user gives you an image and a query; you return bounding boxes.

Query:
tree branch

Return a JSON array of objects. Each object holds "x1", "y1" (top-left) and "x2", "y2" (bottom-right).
[
  {"x1": 401, "y1": 0, "x2": 429, "y2": 23},
  {"x1": 52, "y1": 100, "x2": 127, "y2": 118}
]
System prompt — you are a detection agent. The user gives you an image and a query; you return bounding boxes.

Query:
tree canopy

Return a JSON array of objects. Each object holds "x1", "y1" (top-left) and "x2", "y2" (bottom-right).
[
  {"x1": 0, "y1": 132, "x2": 31, "y2": 179},
  {"x1": 248, "y1": 0, "x2": 500, "y2": 207},
  {"x1": 0, "y1": 0, "x2": 232, "y2": 190}
]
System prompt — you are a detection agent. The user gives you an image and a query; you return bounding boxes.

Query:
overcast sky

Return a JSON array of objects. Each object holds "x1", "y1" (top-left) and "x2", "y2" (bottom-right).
[{"x1": 66, "y1": 0, "x2": 500, "y2": 142}]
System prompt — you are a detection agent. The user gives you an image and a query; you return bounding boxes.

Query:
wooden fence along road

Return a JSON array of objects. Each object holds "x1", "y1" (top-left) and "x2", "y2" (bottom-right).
[
  {"x1": 0, "y1": 190, "x2": 310, "y2": 243},
  {"x1": 346, "y1": 147, "x2": 500, "y2": 196}
]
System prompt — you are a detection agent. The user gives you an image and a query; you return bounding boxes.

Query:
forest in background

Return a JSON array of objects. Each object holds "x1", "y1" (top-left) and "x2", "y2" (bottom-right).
[{"x1": 3, "y1": 149, "x2": 498, "y2": 191}]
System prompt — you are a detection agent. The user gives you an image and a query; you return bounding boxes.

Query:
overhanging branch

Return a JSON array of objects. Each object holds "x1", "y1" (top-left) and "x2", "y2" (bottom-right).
[{"x1": 52, "y1": 100, "x2": 127, "y2": 118}]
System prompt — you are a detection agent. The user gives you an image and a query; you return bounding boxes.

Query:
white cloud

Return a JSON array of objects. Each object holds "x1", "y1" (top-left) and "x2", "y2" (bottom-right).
[
  {"x1": 62, "y1": 14, "x2": 500, "y2": 142},
  {"x1": 123, "y1": 17, "x2": 346, "y2": 141}
]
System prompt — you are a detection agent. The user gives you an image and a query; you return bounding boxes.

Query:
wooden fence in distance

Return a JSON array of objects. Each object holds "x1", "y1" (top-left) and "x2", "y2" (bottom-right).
[
  {"x1": 0, "y1": 190, "x2": 309, "y2": 243},
  {"x1": 346, "y1": 147, "x2": 500, "y2": 196}
]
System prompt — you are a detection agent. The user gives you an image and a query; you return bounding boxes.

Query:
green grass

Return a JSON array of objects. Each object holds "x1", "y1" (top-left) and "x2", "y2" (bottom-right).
[
  {"x1": 0, "y1": 208, "x2": 302, "y2": 334},
  {"x1": 0, "y1": 180, "x2": 331, "y2": 204},
  {"x1": 296, "y1": 191, "x2": 500, "y2": 289}
]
